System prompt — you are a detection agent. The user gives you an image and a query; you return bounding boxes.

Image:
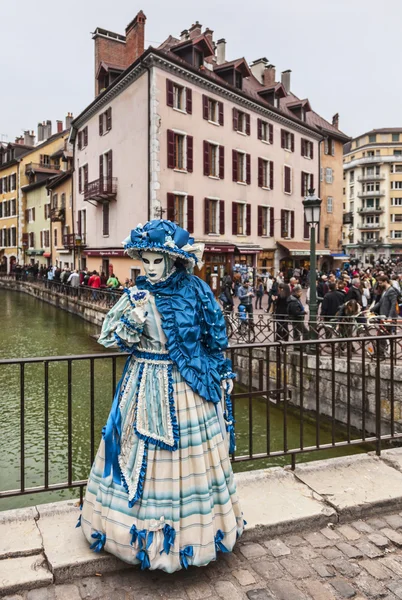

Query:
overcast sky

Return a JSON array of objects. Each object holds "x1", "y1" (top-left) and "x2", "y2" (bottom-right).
[{"x1": 1, "y1": 0, "x2": 399, "y2": 143}]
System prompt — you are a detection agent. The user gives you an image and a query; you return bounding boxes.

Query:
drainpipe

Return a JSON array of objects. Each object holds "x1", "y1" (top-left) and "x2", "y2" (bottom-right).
[{"x1": 145, "y1": 63, "x2": 151, "y2": 221}]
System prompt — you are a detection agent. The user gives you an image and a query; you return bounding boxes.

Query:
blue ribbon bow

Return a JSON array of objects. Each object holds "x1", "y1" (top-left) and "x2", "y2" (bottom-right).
[
  {"x1": 136, "y1": 530, "x2": 154, "y2": 570},
  {"x1": 128, "y1": 220, "x2": 193, "y2": 250},
  {"x1": 215, "y1": 530, "x2": 229, "y2": 553},
  {"x1": 160, "y1": 524, "x2": 176, "y2": 556},
  {"x1": 90, "y1": 531, "x2": 106, "y2": 553},
  {"x1": 180, "y1": 545, "x2": 193, "y2": 569},
  {"x1": 75, "y1": 514, "x2": 82, "y2": 528},
  {"x1": 130, "y1": 524, "x2": 139, "y2": 546}
]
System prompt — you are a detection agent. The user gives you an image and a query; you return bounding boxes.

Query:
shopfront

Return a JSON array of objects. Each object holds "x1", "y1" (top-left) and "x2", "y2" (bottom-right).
[
  {"x1": 277, "y1": 241, "x2": 331, "y2": 279},
  {"x1": 257, "y1": 249, "x2": 275, "y2": 274},
  {"x1": 84, "y1": 249, "x2": 141, "y2": 282},
  {"x1": 198, "y1": 244, "x2": 235, "y2": 295}
]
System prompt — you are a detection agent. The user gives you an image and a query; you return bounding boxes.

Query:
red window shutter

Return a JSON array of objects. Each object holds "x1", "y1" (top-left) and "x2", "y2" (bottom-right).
[
  {"x1": 187, "y1": 136, "x2": 193, "y2": 172},
  {"x1": 99, "y1": 155, "x2": 104, "y2": 181},
  {"x1": 187, "y1": 195, "x2": 194, "y2": 232},
  {"x1": 281, "y1": 129, "x2": 285, "y2": 148},
  {"x1": 304, "y1": 216, "x2": 310, "y2": 239},
  {"x1": 246, "y1": 153, "x2": 251, "y2": 185},
  {"x1": 257, "y1": 119, "x2": 262, "y2": 140},
  {"x1": 270, "y1": 161, "x2": 274, "y2": 189},
  {"x1": 290, "y1": 212, "x2": 295, "y2": 238},
  {"x1": 218, "y1": 102, "x2": 224, "y2": 126},
  {"x1": 232, "y1": 149, "x2": 238, "y2": 182},
  {"x1": 107, "y1": 108, "x2": 112, "y2": 131},
  {"x1": 186, "y1": 88, "x2": 192, "y2": 114},
  {"x1": 167, "y1": 193, "x2": 175, "y2": 221},
  {"x1": 44, "y1": 204, "x2": 47, "y2": 218},
  {"x1": 269, "y1": 124, "x2": 273, "y2": 144},
  {"x1": 203, "y1": 95, "x2": 209, "y2": 120},
  {"x1": 84, "y1": 165, "x2": 89, "y2": 188},
  {"x1": 203, "y1": 141, "x2": 209, "y2": 176},
  {"x1": 167, "y1": 130, "x2": 175, "y2": 169},
  {"x1": 219, "y1": 145, "x2": 224, "y2": 179},
  {"x1": 270, "y1": 207, "x2": 274, "y2": 237},
  {"x1": 78, "y1": 132, "x2": 82, "y2": 150},
  {"x1": 219, "y1": 200, "x2": 225, "y2": 234},
  {"x1": 311, "y1": 142, "x2": 314, "y2": 160},
  {"x1": 32, "y1": 207, "x2": 35, "y2": 221},
  {"x1": 246, "y1": 204, "x2": 251, "y2": 235},
  {"x1": 291, "y1": 133, "x2": 295, "y2": 152},
  {"x1": 232, "y1": 202, "x2": 238, "y2": 235},
  {"x1": 245, "y1": 113, "x2": 250, "y2": 136},
  {"x1": 281, "y1": 209, "x2": 286, "y2": 236},
  {"x1": 204, "y1": 198, "x2": 210, "y2": 234},
  {"x1": 166, "y1": 79, "x2": 174, "y2": 107},
  {"x1": 107, "y1": 150, "x2": 113, "y2": 179},
  {"x1": 258, "y1": 205, "x2": 263, "y2": 236},
  {"x1": 301, "y1": 172, "x2": 305, "y2": 196},
  {"x1": 311, "y1": 174, "x2": 314, "y2": 190},
  {"x1": 84, "y1": 127, "x2": 88, "y2": 146},
  {"x1": 284, "y1": 166, "x2": 291, "y2": 193},
  {"x1": 258, "y1": 157, "x2": 263, "y2": 187},
  {"x1": 25, "y1": 209, "x2": 29, "y2": 222},
  {"x1": 79, "y1": 167, "x2": 82, "y2": 192},
  {"x1": 301, "y1": 139, "x2": 305, "y2": 156},
  {"x1": 99, "y1": 114, "x2": 103, "y2": 136},
  {"x1": 232, "y1": 107, "x2": 238, "y2": 131}
]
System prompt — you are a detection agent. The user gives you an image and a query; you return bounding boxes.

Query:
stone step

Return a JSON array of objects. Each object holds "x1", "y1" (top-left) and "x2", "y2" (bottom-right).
[{"x1": 0, "y1": 554, "x2": 53, "y2": 596}]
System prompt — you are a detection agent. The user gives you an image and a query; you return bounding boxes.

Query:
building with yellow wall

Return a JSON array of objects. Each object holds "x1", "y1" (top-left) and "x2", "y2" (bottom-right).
[
  {"x1": 46, "y1": 169, "x2": 74, "y2": 268},
  {"x1": 343, "y1": 128, "x2": 402, "y2": 264}
]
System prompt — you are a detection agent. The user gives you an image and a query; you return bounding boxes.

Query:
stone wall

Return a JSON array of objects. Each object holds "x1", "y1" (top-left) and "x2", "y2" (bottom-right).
[
  {"x1": 234, "y1": 348, "x2": 402, "y2": 436},
  {"x1": 0, "y1": 278, "x2": 105, "y2": 328}
]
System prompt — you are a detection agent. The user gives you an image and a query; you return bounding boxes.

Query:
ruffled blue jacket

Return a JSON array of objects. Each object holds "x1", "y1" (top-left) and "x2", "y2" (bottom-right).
[{"x1": 136, "y1": 268, "x2": 233, "y2": 404}]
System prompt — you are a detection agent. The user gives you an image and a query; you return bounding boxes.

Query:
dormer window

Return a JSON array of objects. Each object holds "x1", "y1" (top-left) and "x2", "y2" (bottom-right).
[
  {"x1": 235, "y1": 71, "x2": 242, "y2": 90},
  {"x1": 194, "y1": 49, "x2": 203, "y2": 68}
]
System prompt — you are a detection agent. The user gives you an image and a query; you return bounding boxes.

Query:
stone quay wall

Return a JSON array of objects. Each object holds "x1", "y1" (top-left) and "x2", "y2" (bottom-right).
[
  {"x1": 234, "y1": 348, "x2": 402, "y2": 436},
  {"x1": 0, "y1": 278, "x2": 106, "y2": 327}
]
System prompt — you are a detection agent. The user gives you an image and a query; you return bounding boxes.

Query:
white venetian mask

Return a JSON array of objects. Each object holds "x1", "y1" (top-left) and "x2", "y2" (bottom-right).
[{"x1": 141, "y1": 251, "x2": 173, "y2": 283}]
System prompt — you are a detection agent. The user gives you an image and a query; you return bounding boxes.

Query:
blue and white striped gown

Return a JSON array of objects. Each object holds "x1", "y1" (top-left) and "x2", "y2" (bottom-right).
[{"x1": 81, "y1": 289, "x2": 244, "y2": 572}]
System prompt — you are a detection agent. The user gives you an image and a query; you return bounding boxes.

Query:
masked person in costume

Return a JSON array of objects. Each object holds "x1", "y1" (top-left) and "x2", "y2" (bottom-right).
[{"x1": 81, "y1": 219, "x2": 245, "y2": 572}]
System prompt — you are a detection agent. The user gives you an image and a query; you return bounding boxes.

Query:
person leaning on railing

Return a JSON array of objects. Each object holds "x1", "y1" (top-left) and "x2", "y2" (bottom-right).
[{"x1": 287, "y1": 284, "x2": 309, "y2": 346}]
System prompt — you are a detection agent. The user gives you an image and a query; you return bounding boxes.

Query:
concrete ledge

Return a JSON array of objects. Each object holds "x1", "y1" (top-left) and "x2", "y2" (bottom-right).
[
  {"x1": 0, "y1": 554, "x2": 52, "y2": 597},
  {"x1": 0, "y1": 507, "x2": 42, "y2": 560},
  {"x1": 291, "y1": 453, "x2": 402, "y2": 520}
]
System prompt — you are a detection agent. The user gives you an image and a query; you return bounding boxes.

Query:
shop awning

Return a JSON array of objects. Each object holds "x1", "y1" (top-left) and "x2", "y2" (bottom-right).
[
  {"x1": 43, "y1": 252, "x2": 51, "y2": 258},
  {"x1": 331, "y1": 253, "x2": 349, "y2": 260},
  {"x1": 277, "y1": 241, "x2": 331, "y2": 256},
  {"x1": 235, "y1": 245, "x2": 263, "y2": 255}
]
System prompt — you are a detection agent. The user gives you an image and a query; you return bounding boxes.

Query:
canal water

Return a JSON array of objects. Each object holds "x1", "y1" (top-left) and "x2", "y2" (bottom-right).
[{"x1": 0, "y1": 289, "x2": 369, "y2": 511}]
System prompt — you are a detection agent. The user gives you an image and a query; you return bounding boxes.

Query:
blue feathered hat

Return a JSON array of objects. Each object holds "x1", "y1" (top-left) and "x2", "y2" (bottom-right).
[{"x1": 122, "y1": 220, "x2": 204, "y2": 269}]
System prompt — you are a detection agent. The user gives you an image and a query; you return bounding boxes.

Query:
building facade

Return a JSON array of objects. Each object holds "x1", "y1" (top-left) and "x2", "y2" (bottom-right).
[
  {"x1": 343, "y1": 129, "x2": 402, "y2": 264},
  {"x1": 47, "y1": 170, "x2": 74, "y2": 268},
  {"x1": 71, "y1": 14, "x2": 348, "y2": 287}
]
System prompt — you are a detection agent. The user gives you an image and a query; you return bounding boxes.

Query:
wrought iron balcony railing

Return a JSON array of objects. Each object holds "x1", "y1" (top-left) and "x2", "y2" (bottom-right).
[
  {"x1": 357, "y1": 175, "x2": 385, "y2": 182},
  {"x1": 84, "y1": 177, "x2": 117, "y2": 202},
  {"x1": 357, "y1": 190, "x2": 385, "y2": 198},
  {"x1": 357, "y1": 207, "x2": 384, "y2": 214},
  {"x1": 50, "y1": 207, "x2": 65, "y2": 222},
  {"x1": 63, "y1": 233, "x2": 87, "y2": 248}
]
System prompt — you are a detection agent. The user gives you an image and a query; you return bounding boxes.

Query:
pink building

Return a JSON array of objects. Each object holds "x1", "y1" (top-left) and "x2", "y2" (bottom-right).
[{"x1": 71, "y1": 13, "x2": 345, "y2": 288}]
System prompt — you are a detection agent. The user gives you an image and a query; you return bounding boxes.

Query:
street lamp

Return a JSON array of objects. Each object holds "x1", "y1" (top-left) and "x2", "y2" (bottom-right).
[{"x1": 302, "y1": 188, "x2": 322, "y2": 336}]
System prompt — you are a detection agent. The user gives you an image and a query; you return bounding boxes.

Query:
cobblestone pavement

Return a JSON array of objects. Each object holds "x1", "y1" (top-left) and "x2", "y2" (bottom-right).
[{"x1": 7, "y1": 511, "x2": 402, "y2": 600}]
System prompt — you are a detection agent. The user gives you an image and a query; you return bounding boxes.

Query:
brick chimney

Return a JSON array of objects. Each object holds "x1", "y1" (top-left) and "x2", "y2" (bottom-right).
[
  {"x1": 332, "y1": 113, "x2": 339, "y2": 129},
  {"x1": 24, "y1": 131, "x2": 35, "y2": 146},
  {"x1": 93, "y1": 28, "x2": 128, "y2": 96},
  {"x1": 216, "y1": 38, "x2": 226, "y2": 65},
  {"x1": 189, "y1": 21, "x2": 202, "y2": 39},
  {"x1": 263, "y1": 64, "x2": 276, "y2": 88},
  {"x1": 125, "y1": 10, "x2": 146, "y2": 65},
  {"x1": 204, "y1": 28, "x2": 214, "y2": 44},
  {"x1": 250, "y1": 58, "x2": 269, "y2": 84},
  {"x1": 57, "y1": 120, "x2": 63, "y2": 133},
  {"x1": 15, "y1": 136, "x2": 24, "y2": 145},
  {"x1": 65, "y1": 113, "x2": 73, "y2": 129},
  {"x1": 281, "y1": 69, "x2": 291, "y2": 93},
  {"x1": 180, "y1": 29, "x2": 189, "y2": 41}
]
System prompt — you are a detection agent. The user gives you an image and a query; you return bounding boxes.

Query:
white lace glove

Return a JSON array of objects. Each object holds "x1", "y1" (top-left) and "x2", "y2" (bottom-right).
[{"x1": 221, "y1": 378, "x2": 234, "y2": 394}]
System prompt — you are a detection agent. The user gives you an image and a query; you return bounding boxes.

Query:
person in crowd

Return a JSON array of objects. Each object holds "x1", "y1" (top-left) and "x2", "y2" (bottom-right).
[
  {"x1": 107, "y1": 273, "x2": 120, "y2": 289},
  {"x1": 220, "y1": 276, "x2": 234, "y2": 314},
  {"x1": 67, "y1": 270, "x2": 80, "y2": 295},
  {"x1": 83, "y1": 270, "x2": 91, "y2": 286},
  {"x1": 100, "y1": 271, "x2": 108, "y2": 288},
  {"x1": 287, "y1": 284, "x2": 309, "y2": 345},
  {"x1": 274, "y1": 283, "x2": 290, "y2": 341},
  {"x1": 88, "y1": 270, "x2": 101, "y2": 300},
  {"x1": 320, "y1": 282, "x2": 344, "y2": 322},
  {"x1": 238, "y1": 280, "x2": 254, "y2": 316},
  {"x1": 266, "y1": 275, "x2": 278, "y2": 313},
  {"x1": 345, "y1": 277, "x2": 362, "y2": 306},
  {"x1": 289, "y1": 277, "x2": 297, "y2": 293},
  {"x1": 317, "y1": 275, "x2": 329, "y2": 302},
  {"x1": 255, "y1": 278, "x2": 264, "y2": 310},
  {"x1": 372, "y1": 275, "x2": 398, "y2": 319},
  {"x1": 233, "y1": 271, "x2": 242, "y2": 297}
]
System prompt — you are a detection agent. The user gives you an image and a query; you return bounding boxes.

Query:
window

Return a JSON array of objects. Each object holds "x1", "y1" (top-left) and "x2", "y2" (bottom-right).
[
  {"x1": 394, "y1": 150, "x2": 402, "y2": 157},
  {"x1": 301, "y1": 139, "x2": 314, "y2": 159},
  {"x1": 26, "y1": 207, "x2": 35, "y2": 223},
  {"x1": 52, "y1": 193, "x2": 58, "y2": 209},
  {"x1": 391, "y1": 198, "x2": 402, "y2": 206},
  {"x1": 10, "y1": 199, "x2": 16, "y2": 216},
  {"x1": 40, "y1": 154, "x2": 50, "y2": 166},
  {"x1": 350, "y1": 170, "x2": 354, "y2": 183},
  {"x1": 11, "y1": 227, "x2": 16, "y2": 247},
  {"x1": 350, "y1": 186, "x2": 354, "y2": 199},
  {"x1": 54, "y1": 229, "x2": 58, "y2": 247},
  {"x1": 257, "y1": 119, "x2": 273, "y2": 144},
  {"x1": 173, "y1": 84, "x2": 185, "y2": 110},
  {"x1": 391, "y1": 231, "x2": 402, "y2": 239},
  {"x1": 327, "y1": 197, "x2": 333, "y2": 213},
  {"x1": 44, "y1": 230, "x2": 50, "y2": 247},
  {"x1": 281, "y1": 129, "x2": 295, "y2": 151},
  {"x1": 203, "y1": 142, "x2": 224, "y2": 179},
  {"x1": 44, "y1": 204, "x2": 50, "y2": 219},
  {"x1": 232, "y1": 202, "x2": 250, "y2": 235},
  {"x1": 281, "y1": 209, "x2": 294, "y2": 238},
  {"x1": 258, "y1": 158, "x2": 274, "y2": 189},
  {"x1": 324, "y1": 138, "x2": 335, "y2": 156},
  {"x1": 99, "y1": 107, "x2": 112, "y2": 136},
  {"x1": 233, "y1": 108, "x2": 250, "y2": 135},
  {"x1": 325, "y1": 168, "x2": 333, "y2": 184},
  {"x1": 284, "y1": 165, "x2": 292, "y2": 194},
  {"x1": 232, "y1": 150, "x2": 250, "y2": 184},
  {"x1": 78, "y1": 126, "x2": 88, "y2": 150},
  {"x1": 77, "y1": 209, "x2": 87, "y2": 237},
  {"x1": 258, "y1": 206, "x2": 274, "y2": 237},
  {"x1": 202, "y1": 95, "x2": 223, "y2": 125},
  {"x1": 103, "y1": 202, "x2": 109, "y2": 236},
  {"x1": 167, "y1": 130, "x2": 193, "y2": 172},
  {"x1": 392, "y1": 133, "x2": 400, "y2": 142},
  {"x1": 301, "y1": 172, "x2": 314, "y2": 196},
  {"x1": 167, "y1": 193, "x2": 194, "y2": 232},
  {"x1": 324, "y1": 227, "x2": 329, "y2": 248},
  {"x1": 29, "y1": 232, "x2": 35, "y2": 248},
  {"x1": 79, "y1": 164, "x2": 88, "y2": 193},
  {"x1": 391, "y1": 214, "x2": 402, "y2": 222},
  {"x1": 391, "y1": 181, "x2": 402, "y2": 190},
  {"x1": 10, "y1": 173, "x2": 16, "y2": 191},
  {"x1": 60, "y1": 193, "x2": 66, "y2": 209},
  {"x1": 391, "y1": 164, "x2": 402, "y2": 173},
  {"x1": 204, "y1": 198, "x2": 225, "y2": 235},
  {"x1": 368, "y1": 134, "x2": 377, "y2": 143}
]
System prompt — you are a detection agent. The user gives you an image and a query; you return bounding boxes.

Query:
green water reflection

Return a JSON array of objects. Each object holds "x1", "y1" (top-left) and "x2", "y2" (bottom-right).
[{"x1": 0, "y1": 289, "x2": 371, "y2": 511}]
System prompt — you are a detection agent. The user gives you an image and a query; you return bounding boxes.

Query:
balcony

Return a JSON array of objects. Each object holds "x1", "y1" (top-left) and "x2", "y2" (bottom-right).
[
  {"x1": 63, "y1": 233, "x2": 87, "y2": 249},
  {"x1": 357, "y1": 206, "x2": 384, "y2": 214},
  {"x1": 357, "y1": 175, "x2": 385, "y2": 182},
  {"x1": 344, "y1": 154, "x2": 402, "y2": 170},
  {"x1": 84, "y1": 177, "x2": 117, "y2": 202},
  {"x1": 50, "y1": 207, "x2": 65, "y2": 222},
  {"x1": 343, "y1": 212, "x2": 354, "y2": 225},
  {"x1": 357, "y1": 237, "x2": 383, "y2": 247},
  {"x1": 358, "y1": 222, "x2": 385, "y2": 230},
  {"x1": 25, "y1": 162, "x2": 61, "y2": 175},
  {"x1": 357, "y1": 190, "x2": 385, "y2": 198}
]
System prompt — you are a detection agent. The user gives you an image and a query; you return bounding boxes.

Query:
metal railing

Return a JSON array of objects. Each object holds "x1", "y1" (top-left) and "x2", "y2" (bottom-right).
[
  {"x1": 62, "y1": 233, "x2": 87, "y2": 248},
  {"x1": 1, "y1": 334, "x2": 402, "y2": 504},
  {"x1": 357, "y1": 190, "x2": 385, "y2": 198},
  {"x1": 357, "y1": 207, "x2": 384, "y2": 214},
  {"x1": 25, "y1": 162, "x2": 61, "y2": 173},
  {"x1": 357, "y1": 175, "x2": 385, "y2": 182},
  {"x1": 84, "y1": 177, "x2": 117, "y2": 202}
]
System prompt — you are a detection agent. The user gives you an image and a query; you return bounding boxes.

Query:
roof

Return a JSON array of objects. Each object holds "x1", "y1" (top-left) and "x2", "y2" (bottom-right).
[
  {"x1": 46, "y1": 169, "x2": 72, "y2": 191},
  {"x1": 21, "y1": 177, "x2": 56, "y2": 193},
  {"x1": 352, "y1": 128, "x2": 402, "y2": 140}
]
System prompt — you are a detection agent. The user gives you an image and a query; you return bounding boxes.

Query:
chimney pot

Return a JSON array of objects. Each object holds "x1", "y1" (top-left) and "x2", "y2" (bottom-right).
[
  {"x1": 216, "y1": 38, "x2": 226, "y2": 65},
  {"x1": 332, "y1": 113, "x2": 339, "y2": 129},
  {"x1": 204, "y1": 27, "x2": 214, "y2": 43},
  {"x1": 57, "y1": 120, "x2": 63, "y2": 133},
  {"x1": 38, "y1": 123, "x2": 44, "y2": 143},
  {"x1": 65, "y1": 113, "x2": 73, "y2": 129},
  {"x1": 24, "y1": 130, "x2": 35, "y2": 146},
  {"x1": 180, "y1": 29, "x2": 189, "y2": 41},
  {"x1": 189, "y1": 21, "x2": 202, "y2": 38},
  {"x1": 281, "y1": 69, "x2": 291, "y2": 93},
  {"x1": 125, "y1": 9, "x2": 147, "y2": 65},
  {"x1": 249, "y1": 57, "x2": 269, "y2": 84},
  {"x1": 263, "y1": 64, "x2": 276, "y2": 87}
]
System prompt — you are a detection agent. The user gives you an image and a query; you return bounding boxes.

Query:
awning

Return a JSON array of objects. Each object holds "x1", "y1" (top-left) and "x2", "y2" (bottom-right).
[
  {"x1": 26, "y1": 249, "x2": 45, "y2": 256},
  {"x1": 331, "y1": 253, "x2": 349, "y2": 260},
  {"x1": 43, "y1": 252, "x2": 51, "y2": 258},
  {"x1": 204, "y1": 244, "x2": 235, "y2": 253},
  {"x1": 277, "y1": 241, "x2": 331, "y2": 256},
  {"x1": 235, "y1": 245, "x2": 263, "y2": 255},
  {"x1": 84, "y1": 249, "x2": 126, "y2": 257}
]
